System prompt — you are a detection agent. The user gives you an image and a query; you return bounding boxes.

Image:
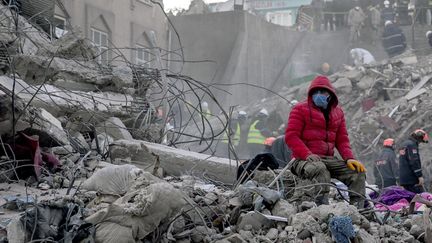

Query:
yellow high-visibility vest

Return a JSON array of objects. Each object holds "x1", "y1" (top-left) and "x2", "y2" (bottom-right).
[
  {"x1": 222, "y1": 123, "x2": 241, "y2": 146},
  {"x1": 247, "y1": 120, "x2": 266, "y2": 144},
  {"x1": 203, "y1": 108, "x2": 211, "y2": 118}
]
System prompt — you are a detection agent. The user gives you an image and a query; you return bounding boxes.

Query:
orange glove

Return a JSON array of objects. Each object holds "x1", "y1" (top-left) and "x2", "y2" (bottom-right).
[{"x1": 347, "y1": 159, "x2": 366, "y2": 173}]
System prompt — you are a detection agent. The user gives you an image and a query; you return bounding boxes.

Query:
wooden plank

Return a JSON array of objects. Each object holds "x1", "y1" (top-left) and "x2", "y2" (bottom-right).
[
  {"x1": 404, "y1": 75, "x2": 432, "y2": 100},
  {"x1": 405, "y1": 88, "x2": 427, "y2": 100}
]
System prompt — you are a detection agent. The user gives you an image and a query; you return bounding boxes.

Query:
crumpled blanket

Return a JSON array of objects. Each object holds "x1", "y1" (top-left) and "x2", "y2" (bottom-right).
[
  {"x1": 373, "y1": 186, "x2": 415, "y2": 205},
  {"x1": 375, "y1": 192, "x2": 432, "y2": 211}
]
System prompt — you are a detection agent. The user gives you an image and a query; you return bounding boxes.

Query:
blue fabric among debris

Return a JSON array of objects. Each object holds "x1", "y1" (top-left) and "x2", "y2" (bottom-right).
[{"x1": 329, "y1": 216, "x2": 356, "y2": 243}]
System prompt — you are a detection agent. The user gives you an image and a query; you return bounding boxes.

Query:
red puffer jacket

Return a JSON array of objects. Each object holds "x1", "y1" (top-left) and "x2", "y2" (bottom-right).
[{"x1": 285, "y1": 76, "x2": 354, "y2": 161}]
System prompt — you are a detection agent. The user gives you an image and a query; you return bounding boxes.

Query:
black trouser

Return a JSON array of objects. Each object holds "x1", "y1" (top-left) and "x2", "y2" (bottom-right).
[
  {"x1": 335, "y1": 14, "x2": 345, "y2": 28},
  {"x1": 402, "y1": 184, "x2": 425, "y2": 194},
  {"x1": 324, "y1": 13, "x2": 334, "y2": 31},
  {"x1": 377, "y1": 178, "x2": 397, "y2": 189}
]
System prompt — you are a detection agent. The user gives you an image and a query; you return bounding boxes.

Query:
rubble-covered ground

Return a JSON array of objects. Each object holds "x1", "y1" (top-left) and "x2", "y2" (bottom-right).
[{"x1": 1, "y1": 3, "x2": 432, "y2": 243}]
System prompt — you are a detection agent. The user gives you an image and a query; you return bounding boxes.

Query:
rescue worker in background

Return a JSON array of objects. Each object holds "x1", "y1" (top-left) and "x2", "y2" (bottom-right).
[
  {"x1": 263, "y1": 137, "x2": 276, "y2": 153},
  {"x1": 369, "y1": 4, "x2": 381, "y2": 44},
  {"x1": 399, "y1": 129, "x2": 429, "y2": 193},
  {"x1": 201, "y1": 101, "x2": 211, "y2": 118},
  {"x1": 247, "y1": 109, "x2": 271, "y2": 157},
  {"x1": 271, "y1": 135, "x2": 292, "y2": 168},
  {"x1": 318, "y1": 62, "x2": 334, "y2": 76},
  {"x1": 382, "y1": 21, "x2": 407, "y2": 57},
  {"x1": 381, "y1": 0, "x2": 396, "y2": 23},
  {"x1": 348, "y1": 6, "x2": 367, "y2": 44},
  {"x1": 285, "y1": 76, "x2": 366, "y2": 207},
  {"x1": 426, "y1": 30, "x2": 432, "y2": 47},
  {"x1": 350, "y1": 48, "x2": 376, "y2": 66},
  {"x1": 374, "y1": 138, "x2": 398, "y2": 189},
  {"x1": 219, "y1": 110, "x2": 247, "y2": 158}
]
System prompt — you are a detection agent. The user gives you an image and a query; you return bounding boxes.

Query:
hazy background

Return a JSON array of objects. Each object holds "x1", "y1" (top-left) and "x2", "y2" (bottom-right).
[{"x1": 164, "y1": 0, "x2": 224, "y2": 11}]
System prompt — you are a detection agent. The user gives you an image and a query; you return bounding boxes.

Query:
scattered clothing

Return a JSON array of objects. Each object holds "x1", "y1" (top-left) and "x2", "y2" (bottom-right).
[
  {"x1": 329, "y1": 216, "x2": 356, "y2": 243},
  {"x1": 350, "y1": 48, "x2": 375, "y2": 66},
  {"x1": 374, "y1": 186, "x2": 415, "y2": 205}
]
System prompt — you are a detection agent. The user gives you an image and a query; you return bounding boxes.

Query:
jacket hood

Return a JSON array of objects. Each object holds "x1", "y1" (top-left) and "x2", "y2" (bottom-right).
[{"x1": 307, "y1": 75, "x2": 338, "y2": 107}]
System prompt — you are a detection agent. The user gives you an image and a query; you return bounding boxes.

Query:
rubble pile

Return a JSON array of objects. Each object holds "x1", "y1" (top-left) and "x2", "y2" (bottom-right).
[
  {"x1": 1, "y1": 3, "x2": 432, "y2": 243},
  {"x1": 329, "y1": 56, "x2": 432, "y2": 184},
  {"x1": 197, "y1": 53, "x2": 432, "y2": 186}
]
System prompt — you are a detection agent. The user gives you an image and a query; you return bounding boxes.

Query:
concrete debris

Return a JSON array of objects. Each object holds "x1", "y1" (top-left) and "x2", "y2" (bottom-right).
[
  {"x1": 96, "y1": 117, "x2": 133, "y2": 141},
  {"x1": 36, "y1": 31, "x2": 97, "y2": 60},
  {"x1": 2, "y1": 2, "x2": 432, "y2": 243}
]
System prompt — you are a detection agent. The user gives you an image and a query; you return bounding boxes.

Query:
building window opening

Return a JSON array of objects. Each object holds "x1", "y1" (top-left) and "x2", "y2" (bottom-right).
[
  {"x1": 54, "y1": 15, "x2": 67, "y2": 38},
  {"x1": 91, "y1": 28, "x2": 109, "y2": 65},
  {"x1": 135, "y1": 44, "x2": 153, "y2": 68}
]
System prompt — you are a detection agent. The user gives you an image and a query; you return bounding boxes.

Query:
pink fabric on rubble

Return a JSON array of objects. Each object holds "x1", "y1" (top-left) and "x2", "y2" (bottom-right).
[{"x1": 375, "y1": 192, "x2": 432, "y2": 211}]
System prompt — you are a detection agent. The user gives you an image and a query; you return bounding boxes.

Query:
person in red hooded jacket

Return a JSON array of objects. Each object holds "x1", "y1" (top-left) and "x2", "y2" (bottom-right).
[{"x1": 285, "y1": 76, "x2": 366, "y2": 207}]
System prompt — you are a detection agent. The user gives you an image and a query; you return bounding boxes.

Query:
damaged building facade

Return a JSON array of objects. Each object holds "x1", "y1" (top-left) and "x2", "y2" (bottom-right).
[{"x1": 21, "y1": 0, "x2": 170, "y2": 66}]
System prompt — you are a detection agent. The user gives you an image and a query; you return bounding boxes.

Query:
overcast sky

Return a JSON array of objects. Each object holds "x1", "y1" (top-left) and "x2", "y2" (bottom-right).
[{"x1": 163, "y1": 0, "x2": 224, "y2": 11}]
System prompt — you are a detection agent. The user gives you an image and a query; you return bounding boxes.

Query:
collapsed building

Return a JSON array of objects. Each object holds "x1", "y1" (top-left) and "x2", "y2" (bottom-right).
[{"x1": 0, "y1": 2, "x2": 432, "y2": 243}]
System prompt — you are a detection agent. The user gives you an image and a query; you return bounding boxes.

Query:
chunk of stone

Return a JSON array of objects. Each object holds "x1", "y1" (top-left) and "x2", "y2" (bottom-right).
[
  {"x1": 354, "y1": 228, "x2": 377, "y2": 243},
  {"x1": 96, "y1": 117, "x2": 133, "y2": 141},
  {"x1": 237, "y1": 211, "x2": 273, "y2": 231},
  {"x1": 333, "y1": 77, "x2": 352, "y2": 93},
  {"x1": 357, "y1": 75, "x2": 374, "y2": 90},
  {"x1": 203, "y1": 192, "x2": 218, "y2": 205},
  {"x1": 409, "y1": 224, "x2": 424, "y2": 238},
  {"x1": 238, "y1": 230, "x2": 253, "y2": 241},
  {"x1": 265, "y1": 228, "x2": 278, "y2": 240},
  {"x1": 219, "y1": 233, "x2": 246, "y2": 243},
  {"x1": 271, "y1": 199, "x2": 297, "y2": 219}
]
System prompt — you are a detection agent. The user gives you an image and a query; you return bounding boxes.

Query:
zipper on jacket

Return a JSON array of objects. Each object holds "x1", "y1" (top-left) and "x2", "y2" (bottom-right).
[{"x1": 325, "y1": 117, "x2": 330, "y2": 156}]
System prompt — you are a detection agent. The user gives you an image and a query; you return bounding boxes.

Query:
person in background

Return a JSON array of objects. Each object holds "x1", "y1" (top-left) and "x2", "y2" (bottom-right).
[
  {"x1": 318, "y1": 62, "x2": 334, "y2": 76},
  {"x1": 201, "y1": 101, "x2": 211, "y2": 118},
  {"x1": 374, "y1": 138, "x2": 398, "y2": 189},
  {"x1": 381, "y1": 0, "x2": 396, "y2": 23},
  {"x1": 350, "y1": 48, "x2": 376, "y2": 66},
  {"x1": 247, "y1": 109, "x2": 271, "y2": 157},
  {"x1": 426, "y1": 30, "x2": 432, "y2": 47},
  {"x1": 271, "y1": 135, "x2": 292, "y2": 168},
  {"x1": 369, "y1": 4, "x2": 381, "y2": 44},
  {"x1": 348, "y1": 5, "x2": 367, "y2": 44},
  {"x1": 399, "y1": 129, "x2": 429, "y2": 193},
  {"x1": 382, "y1": 20, "x2": 407, "y2": 57},
  {"x1": 285, "y1": 76, "x2": 366, "y2": 207},
  {"x1": 323, "y1": 0, "x2": 335, "y2": 31},
  {"x1": 219, "y1": 110, "x2": 248, "y2": 158},
  {"x1": 263, "y1": 137, "x2": 276, "y2": 153}
]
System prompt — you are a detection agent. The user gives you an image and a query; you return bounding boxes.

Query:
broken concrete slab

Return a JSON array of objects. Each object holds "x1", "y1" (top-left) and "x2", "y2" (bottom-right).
[
  {"x1": 0, "y1": 76, "x2": 135, "y2": 116},
  {"x1": 237, "y1": 211, "x2": 273, "y2": 231},
  {"x1": 112, "y1": 65, "x2": 134, "y2": 89},
  {"x1": 25, "y1": 107, "x2": 69, "y2": 146},
  {"x1": 109, "y1": 139, "x2": 237, "y2": 184},
  {"x1": 271, "y1": 199, "x2": 297, "y2": 219},
  {"x1": 357, "y1": 75, "x2": 374, "y2": 90},
  {"x1": 96, "y1": 117, "x2": 133, "y2": 141},
  {"x1": 37, "y1": 31, "x2": 97, "y2": 60},
  {"x1": 332, "y1": 78, "x2": 352, "y2": 93}
]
